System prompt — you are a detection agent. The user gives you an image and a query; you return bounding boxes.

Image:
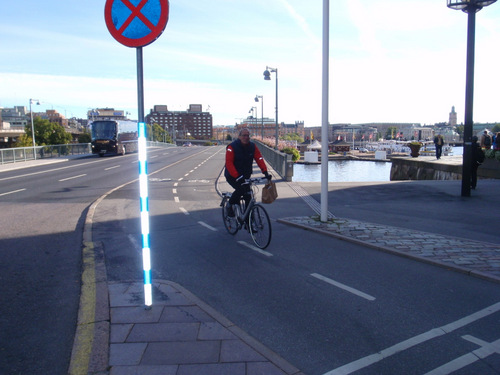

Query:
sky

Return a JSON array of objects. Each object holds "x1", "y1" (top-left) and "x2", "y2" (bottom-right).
[{"x1": 1, "y1": 0, "x2": 499, "y2": 127}]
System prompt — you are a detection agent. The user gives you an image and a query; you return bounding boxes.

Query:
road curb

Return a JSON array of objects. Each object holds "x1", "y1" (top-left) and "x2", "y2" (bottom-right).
[{"x1": 277, "y1": 218, "x2": 500, "y2": 285}]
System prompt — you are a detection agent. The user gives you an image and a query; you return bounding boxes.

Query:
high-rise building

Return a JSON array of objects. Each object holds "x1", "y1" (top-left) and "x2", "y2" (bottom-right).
[{"x1": 146, "y1": 104, "x2": 213, "y2": 140}]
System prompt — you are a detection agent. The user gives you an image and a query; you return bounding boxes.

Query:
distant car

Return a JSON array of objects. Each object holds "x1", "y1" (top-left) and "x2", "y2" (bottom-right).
[
  {"x1": 359, "y1": 148, "x2": 369, "y2": 153},
  {"x1": 183, "y1": 142, "x2": 192, "y2": 147}
]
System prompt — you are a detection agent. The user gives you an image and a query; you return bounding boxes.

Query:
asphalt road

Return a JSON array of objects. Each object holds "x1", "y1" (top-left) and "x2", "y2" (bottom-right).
[
  {"x1": 1, "y1": 146, "x2": 499, "y2": 375},
  {"x1": 0, "y1": 146, "x2": 201, "y2": 375},
  {"x1": 92, "y1": 146, "x2": 500, "y2": 375}
]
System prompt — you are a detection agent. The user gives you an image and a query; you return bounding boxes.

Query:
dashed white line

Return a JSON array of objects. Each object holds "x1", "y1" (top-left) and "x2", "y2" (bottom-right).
[
  {"x1": 0, "y1": 188, "x2": 26, "y2": 197},
  {"x1": 174, "y1": 182, "x2": 178, "y2": 187},
  {"x1": 237, "y1": 241, "x2": 273, "y2": 257},
  {"x1": 179, "y1": 207, "x2": 189, "y2": 215},
  {"x1": 172, "y1": 188, "x2": 177, "y2": 194},
  {"x1": 59, "y1": 174, "x2": 87, "y2": 182},
  {"x1": 174, "y1": 196, "x2": 179, "y2": 203},
  {"x1": 311, "y1": 273, "x2": 376, "y2": 301},
  {"x1": 198, "y1": 221, "x2": 217, "y2": 231},
  {"x1": 424, "y1": 336, "x2": 500, "y2": 375},
  {"x1": 324, "y1": 302, "x2": 500, "y2": 375},
  {"x1": 104, "y1": 165, "x2": 120, "y2": 170}
]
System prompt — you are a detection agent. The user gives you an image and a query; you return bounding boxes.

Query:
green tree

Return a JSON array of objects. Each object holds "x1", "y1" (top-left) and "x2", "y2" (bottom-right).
[
  {"x1": 78, "y1": 130, "x2": 91, "y2": 143},
  {"x1": 25, "y1": 117, "x2": 72, "y2": 145},
  {"x1": 491, "y1": 123, "x2": 500, "y2": 133},
  {"x1": 151, "y1": 123, "x2": 172, "y2": 143},
  {"x1": 14, "y1": 133, "x2": 33, "y2": 147},
  {"x1": 385, "y1": 127, "x2": 397, "y2": 140},
  {"x1": 282, "y1": 133, "x2": 304, "y2": 143}
]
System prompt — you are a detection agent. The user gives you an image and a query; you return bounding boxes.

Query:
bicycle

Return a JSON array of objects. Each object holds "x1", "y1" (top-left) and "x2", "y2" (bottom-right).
[{"x1": 220, "y1": 177, "x2": 272, "y2": 249}]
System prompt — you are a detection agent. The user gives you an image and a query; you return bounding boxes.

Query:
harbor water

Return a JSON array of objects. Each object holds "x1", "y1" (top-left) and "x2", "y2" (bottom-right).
[
  {"x1": 293, "y1": 160, "x2": 392, "y2": 182},
  {"x1": 292, "y1": 147, "x2": 464, "y2": 183}
]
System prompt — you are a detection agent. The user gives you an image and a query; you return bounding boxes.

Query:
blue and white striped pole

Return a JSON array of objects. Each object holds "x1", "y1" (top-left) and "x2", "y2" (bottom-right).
[{"x1": 138, "y1": 121, "x2": 152, "y2": 307}]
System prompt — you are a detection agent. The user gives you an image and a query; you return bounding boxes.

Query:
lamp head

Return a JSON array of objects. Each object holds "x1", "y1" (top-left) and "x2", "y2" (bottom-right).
[
  {"x1": 254, "y1": 96, "x2": 259, "y2": 102},
  {"x1": 447, "y1": 0, "x2": 497, "y2": 12},
  {"x1": 263, "y1": 70, "x2": 271, "y2": 80}
]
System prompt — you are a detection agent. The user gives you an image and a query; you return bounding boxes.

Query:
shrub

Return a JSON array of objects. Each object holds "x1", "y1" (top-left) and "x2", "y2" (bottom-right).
[{"x1": 282, "y1": 147, "x2": 300, "y2": 162}]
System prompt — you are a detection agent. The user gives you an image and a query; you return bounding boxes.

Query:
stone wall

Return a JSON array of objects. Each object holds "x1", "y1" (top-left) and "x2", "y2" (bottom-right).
[{"x1": 390, "y1": 157, "x2": 500, "y2": 181}]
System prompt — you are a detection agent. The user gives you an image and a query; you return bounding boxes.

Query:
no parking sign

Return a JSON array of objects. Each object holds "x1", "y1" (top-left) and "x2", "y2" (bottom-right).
[{"x1": 105, "y1": 0, "x2": 169, "y2": 47}]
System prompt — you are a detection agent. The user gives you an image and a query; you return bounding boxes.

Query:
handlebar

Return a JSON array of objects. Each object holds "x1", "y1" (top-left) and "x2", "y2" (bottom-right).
[{"x1": 242, "y1": 177, "x2": 268, "y2": 185}]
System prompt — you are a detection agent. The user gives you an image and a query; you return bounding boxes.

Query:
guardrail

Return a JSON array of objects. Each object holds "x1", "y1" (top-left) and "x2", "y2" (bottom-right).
[
  {"x1": 254, "y1": 140, "x2": 294, "y2": 181},
  {"x1": 0, "y1": 144, "x2": 92, "y2": 165}
]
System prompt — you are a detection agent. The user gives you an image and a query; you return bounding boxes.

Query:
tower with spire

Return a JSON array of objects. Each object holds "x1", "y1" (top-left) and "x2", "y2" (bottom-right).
[{"x1": 449, "y1": 106, "x2": 457, "y2": 127}]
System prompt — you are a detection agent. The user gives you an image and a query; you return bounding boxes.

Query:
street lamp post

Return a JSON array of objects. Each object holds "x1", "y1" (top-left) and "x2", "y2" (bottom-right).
[
  {"x1": 447, "y1": 0, "x2": 497, "y2": 197},
  {"x1": 29, "y1": 99, "x2": 40, "y2": 160},
  {"x1": 255, "y1": 95, "x2": 263, "y2": 139},
  {"x1": 249, "y1": 106, "x2": 257, "y2": 134},
  {"x1": 264, "y1": 67, "x2": 278, "y2": 149}
]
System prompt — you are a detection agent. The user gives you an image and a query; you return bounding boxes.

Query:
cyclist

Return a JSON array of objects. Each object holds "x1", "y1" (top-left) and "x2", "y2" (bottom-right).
[{"x1": 225, "y1": 128, "x2": 271, "y2": 216}]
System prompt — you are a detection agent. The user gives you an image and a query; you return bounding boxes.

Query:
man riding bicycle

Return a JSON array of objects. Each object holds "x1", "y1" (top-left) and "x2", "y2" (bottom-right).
[{"x1": 225, "y1": 128, "x2": 271, "y2": 217}]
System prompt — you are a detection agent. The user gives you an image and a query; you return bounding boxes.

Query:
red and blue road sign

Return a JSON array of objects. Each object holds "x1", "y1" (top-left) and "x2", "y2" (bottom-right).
[{"x1": 105, "y1": 0, "x2": 169, "y2": 48}]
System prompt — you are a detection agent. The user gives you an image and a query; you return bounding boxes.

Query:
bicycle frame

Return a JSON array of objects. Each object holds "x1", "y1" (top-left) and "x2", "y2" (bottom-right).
[
  {"x1": 221, "y1": 177, "x2": 272, "y2": 249},
  {"x1": 233, "y1": 178, "x2": 262, "y2": 228}
]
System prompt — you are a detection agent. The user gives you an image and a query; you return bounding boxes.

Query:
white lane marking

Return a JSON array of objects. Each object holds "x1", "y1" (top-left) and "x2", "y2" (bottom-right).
[
  {"x1": 198, "y1": 221, "x2": 217, "y2": 231},
  {"x1": 174, "y1": 196, "x2": 179, "y2": 203},
  {"x1": 424, "y1": 336, "x2": 500, "y2": 375},
  {"x1": 237, "y1": 241, "x2": 273, "y2": 257},
  {"x1": 311, "y1": 273, "x2": 376, "y2": 301},
  {"x1": 59, "y1": 174, "x2": 87, "y2": 182},
  {"x1": 0, "y1": 188, "x2": 26, "y2": 196},
  {"x1": 179, "y1": 207, "x2": 189, "y2": 215},
  {"x1": 174, "y1": 182, "x2": 178, "y2": 187},
  {"x1": 189, "y1": 169, "x2": 194, "y2": 173},
  {"x1": 150, "y1": 155, "x2": 159, "y2": 159},
  {"x1": 178, "y1": 178, "x2": 183, "y2": 181},
  {"x1": 324, "y1": 302, "x2": 500, "y2": 375},
  {"x1": 184, "y1": 173, "x2": 189, "y2": 177},
  {"x1": 172, "y1": 188, "x2": 177, "y2": 194},
  {"x1": 104, "y1": 165, "x2": 120, "y2": 170}
]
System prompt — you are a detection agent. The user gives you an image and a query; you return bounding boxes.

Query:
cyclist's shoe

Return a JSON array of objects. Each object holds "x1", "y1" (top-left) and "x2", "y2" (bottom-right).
[{"x1": 227, "y1": 205, "x2": 235, "y2": 217}]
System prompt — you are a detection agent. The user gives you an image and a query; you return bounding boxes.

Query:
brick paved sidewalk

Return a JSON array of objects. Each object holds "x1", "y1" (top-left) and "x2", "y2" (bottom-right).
[
  {"x1": 107, "y1": 281, "x2": 304, "y2": 375},
  {"x1": 278, "y1": 216, "x2": 500, "y2": 284}
]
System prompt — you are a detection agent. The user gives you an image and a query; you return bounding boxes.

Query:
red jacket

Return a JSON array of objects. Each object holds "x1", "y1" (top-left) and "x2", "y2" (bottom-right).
[{"x1": 225, "y1": 140, "x2": 267, "y2": 179}]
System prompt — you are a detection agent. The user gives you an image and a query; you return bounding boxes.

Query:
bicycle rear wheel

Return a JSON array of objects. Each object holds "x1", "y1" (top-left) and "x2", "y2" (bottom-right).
[
  {"x1": 222, "y1": 197, "x2": 238, "y2": 235},
  {"x1": 249, "y1": 204, "x2": 272, "y2": 249}
]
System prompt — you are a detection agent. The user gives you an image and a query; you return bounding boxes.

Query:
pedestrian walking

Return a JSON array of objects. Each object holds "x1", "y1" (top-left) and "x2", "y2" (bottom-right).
[
  {"x1": 480, "y1": 130, "x2": 492, "y2": 150},
  {"x1": 433, "y1": 134, "x2": 444, "y2": 159}
]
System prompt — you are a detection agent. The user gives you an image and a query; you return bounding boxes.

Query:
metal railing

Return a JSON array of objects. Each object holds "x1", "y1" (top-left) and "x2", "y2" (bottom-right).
[
  {"x1": 0, "y1": 144, "x2": 92, "y2": 165},
  {"x1": 254, "y1": 140, "x2": 294, "y2": 181}
]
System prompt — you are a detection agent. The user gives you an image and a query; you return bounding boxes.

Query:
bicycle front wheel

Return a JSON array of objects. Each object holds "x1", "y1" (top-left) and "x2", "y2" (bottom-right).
[
  {"x1": 222, "y1": 197, "x2": 238, "y2": 235},
  {"x1": 249, "y1": 204, "x2": 272, "y2": 249}
]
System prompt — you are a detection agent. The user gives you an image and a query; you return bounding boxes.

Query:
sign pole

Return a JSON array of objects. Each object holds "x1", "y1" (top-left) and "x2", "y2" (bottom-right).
[
  {"x1": 136, "y1": 46, "x2": 152, "y2": 308},
  {"x1": 137, "y1": 47, "x2": 145, "y2": 122}
]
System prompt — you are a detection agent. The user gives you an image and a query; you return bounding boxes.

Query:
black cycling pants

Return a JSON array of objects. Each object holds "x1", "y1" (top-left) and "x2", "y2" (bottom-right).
[{"x1": 226, "y1": 176, "x2": 251, "y2": 207}]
